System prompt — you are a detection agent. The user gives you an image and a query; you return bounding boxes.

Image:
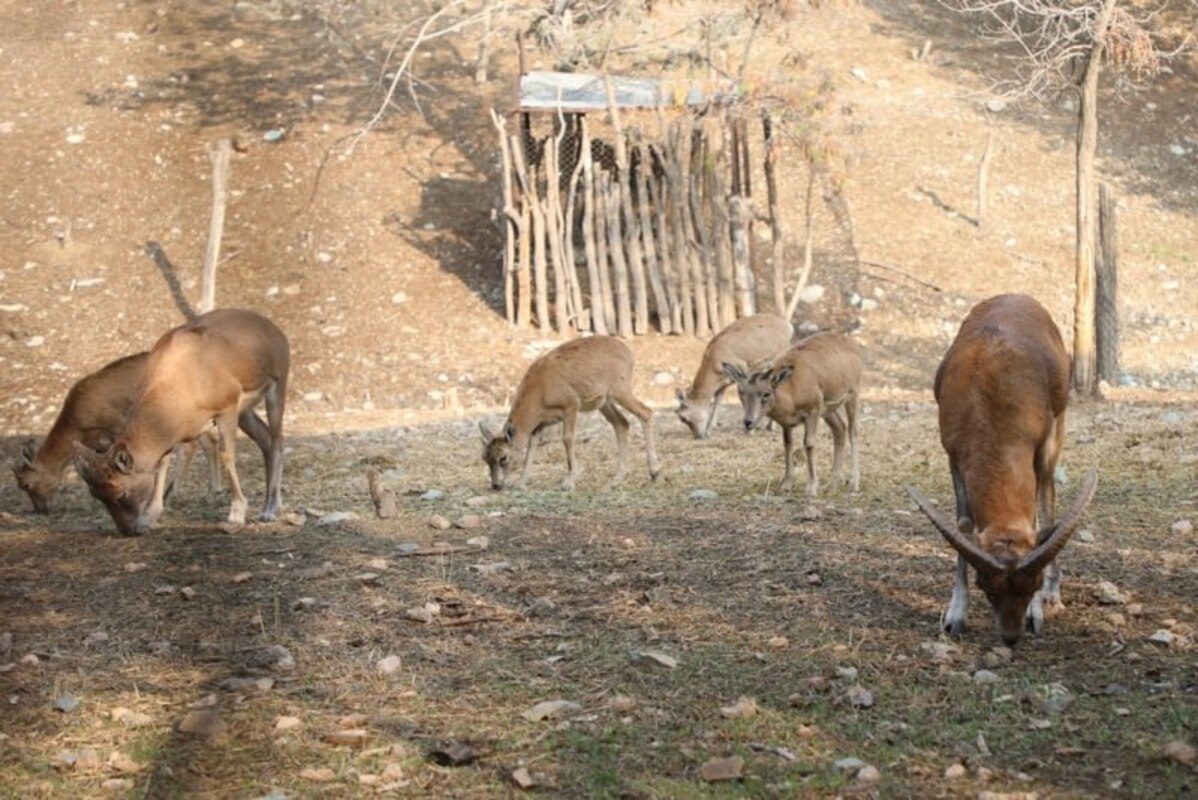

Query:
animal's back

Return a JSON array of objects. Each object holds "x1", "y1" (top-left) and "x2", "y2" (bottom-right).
[
  {"x1": 935, "y1": 294, "x2": 1068, "y2": 458},
  {"x1": 522, "y1": 337, "x2": 634, "y2": 404},
  {"x1": 708, "y1": 314, "x2": 793, "y2": 368},
  {"x1": 147, "y1": 309, "x2": 290, "y2": 395},
  {"x1": 62, "y1": 352, "x2": 148, "y2": 431},
  {"x1": 781, "y1": 332, "x2": 863, "y2": 393}
]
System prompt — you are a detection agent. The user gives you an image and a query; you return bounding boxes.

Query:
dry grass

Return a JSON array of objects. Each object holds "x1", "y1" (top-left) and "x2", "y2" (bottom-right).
[{"x1": 1, "y1": 398, "x2": 1195, "y2": 798}]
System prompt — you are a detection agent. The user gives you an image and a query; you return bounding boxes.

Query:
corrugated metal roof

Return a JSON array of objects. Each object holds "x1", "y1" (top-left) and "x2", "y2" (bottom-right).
[{"x1": 519, "y1": 70, "x2": 729, "y2": 113}]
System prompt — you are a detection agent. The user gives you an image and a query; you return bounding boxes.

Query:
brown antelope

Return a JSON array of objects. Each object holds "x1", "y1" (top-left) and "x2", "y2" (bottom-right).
[
  {"x1": 480, "y1": 336, "x2": 660, "y2": 491},
  {"x1": 906, "y1": 293, "x2": 1097, "y2": 645},
  {"x1": 74, "y1": 309, "x2": 290, "y2": 535},
  {"x1": 14, "y1": 353, "x2": 220, "y2": 514},
  {"x1": 723, "y1": 332, "x2": 862, "y2": 497},
  {"x1": 675, "y1": 314, "x2": 794, "y2": 439}
]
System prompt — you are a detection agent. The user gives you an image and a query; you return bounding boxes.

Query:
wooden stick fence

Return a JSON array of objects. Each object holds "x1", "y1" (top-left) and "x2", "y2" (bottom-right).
[{"x1": 492, "y1": 102, "x2": 838, "y2": 336}]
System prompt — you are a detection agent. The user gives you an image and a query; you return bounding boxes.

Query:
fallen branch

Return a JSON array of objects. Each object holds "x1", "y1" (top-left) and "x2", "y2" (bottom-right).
[
  {"x1": 858, "y1": 259, "x2": 942, "y2": 292},
  {"x1": 394, "y1": 545, "x2": 487, "y2": 558}
]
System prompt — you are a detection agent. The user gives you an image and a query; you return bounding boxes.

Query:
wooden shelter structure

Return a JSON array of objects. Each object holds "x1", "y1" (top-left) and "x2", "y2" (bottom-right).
[{"x1": 492, "y1": 64, "x2": 858, "y2": 337}]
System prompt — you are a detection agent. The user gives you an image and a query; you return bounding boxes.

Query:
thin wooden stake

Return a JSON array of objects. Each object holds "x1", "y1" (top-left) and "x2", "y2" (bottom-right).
[
  {"x1": 580, "y1": 120, "x2": 607, "y2": 334},
  {"x1": 201, "y1": 138, "x2": 232, "y2": 314}
]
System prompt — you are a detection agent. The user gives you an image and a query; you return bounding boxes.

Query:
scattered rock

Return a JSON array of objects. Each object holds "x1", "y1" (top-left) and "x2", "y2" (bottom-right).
[
  {"x1": 218, "y1": 676, "x2": 274, "y2": 693},
  {"x1": 0, "y1": 632, "x2": 11, "y2": 655},
  {"x1": 768, "y1": 636, "x2": 788, "y2": 649},
  {"x1": 689, "y1": 489, "x2": 719, "y2": 501},
  {"x1": 467, "y1": 561, "x2": 512, "y2": 574},
  {"x1": 522, "y1": 699, "x2": 581, "y2": 722},
  {"x1": 1164, "y1": 740, "x2": 1196, "y2": 765},
  {"x1": 180, "y1": 587, "x2": 197, "y2": 601},
  {"x1": 796, "y1": 284, "x2": 825, "y2": 304},
  {"x1": 20, "y1": 653, "x2": 40, "y2": 667},
  {"x1": 945, "y1": 763, "x2": 967, "y2": 779},
  {"x1": 454, "y1": 514, "x2": 484, "y2": 530},
  {"x1": 428, "y1": 740, "x2": 488, "y2": 766},
  {"x1": 323, "y1": 729, "x2": 371, "y2": 746},
  {"x1": 428, "y1": 515, "x2": 451, "y2": 530},
  {"x1": 834, "y1": 757, "x2": 866, "y2": 773},
  {"x1": 390, "y1": 291, "x2": 409, "y2": 305},
  {"x1": 797, "y1": 505, "x2": 822, "y2": 522},
  {"x1": 983, "y1": 646, "x2": 1013, "y2": 668},
  {"x1": 511, "y1": 766, "x2": 537, "y2": 789},
  {"x1": 1171, "y1": 519, "x2": 1193, "y2": 536},
  {"x1": 1148, "y1": 629, "x2": 1176, "y2": 647},
  {"x1": 420, "y1": 489, "x2": 445, "y2": 501},
  {"x1": 356, "y1": 572, "x2": 381, "y2": 586},
  {"x1": 265, "y1": 645, "x2": 295, "y2": 671},
  {"x1": 54, "y1": 693, "x2": 79, "y2": 713},
  {"x1": 405, "y1": 607, "x2": 436, "y2": 624},
  {"x1": 857, "y1": 764, "x2": 881, "y2": 784},
  {"x1": 124, "y1": 562, "x2": 148, "y2": 573},
  {"x1": 836, "y1": 666, "x2": 858, "y2": 681},
  {"x1": 719, "y1": 696, "x2": 759, "y2": 719},
  {"x1": 275, "y1": 715, "x2": 302, "y2": 731},
  {"x1": 1041, "y1": 683, "x2": 1071, "y2": 714},
  {"x1": 850, "y1": 67, "x2": 868, "y2": 82},
  {"x1": 653, "y1": 371, "x2": 674, "y2": 386},
  {"x1": 630, "y1": 650, "x2": 678, "y2": 669},
  {"x1": 1127, "y1": 602, "x2": 1145, "y2": 617},
  {"x1": 973, "y1": 669, "x2": 999, "y2": 685},
  {"x1": 377, "y1": 655, "x2": 402, "y2": 676},
  {"x1": 847, "y1": 685, "x2": 874, "y2": 709},
  {"x1": 111, "y1": 707, "x2": 153, "y2": 727},
  {"x1": 1077, "y1": 529, "x2": 1096, "y2": 543},
  {"x1": 920, "y1": 641, "x2": 957, "y2": 663},
  {"x1": 179, "y1": 710, "x2": 227, "y2": 738},
  {"x1": 699, "y1": 756, "x2": 745, "y2": 782},
  {"x1": 466, "y1": 535, "x2": 490, "y2": 549},
  {"x1": 608, "y1": 694, "x2": 637, "y2": 712},
  {"x1": 1094, "y1": 581, "x2": 1128, "y2": 605},
  {"x1": 317, "y1": 511, "x2": 359, "y2": 526},
  {"x1": 300, "y1": 767, "x2": 336, "y2": 782},
  {"x1": 107, "y1": 751, "x2": 142, "y2": 774}
]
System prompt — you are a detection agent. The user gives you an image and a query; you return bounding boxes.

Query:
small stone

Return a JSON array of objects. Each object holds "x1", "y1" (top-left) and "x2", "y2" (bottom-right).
[
  {"x1": 232, "y1": 571, "x2": 253, "y2": 584},
  {"x1": 428, "y1": 515, "x2": 451, "y2": 530},
  {"x1": 630, "y1": 650, "x2": 678, "y2": 669},
  {"x1": 20, "y1": 653, "x2": 39, "y2": 667},
  {"x1": 300, "y1": 767, "x2": 336, "y2": 782},
  {"x1": 1077, "y1": 529, "x2": 1096, "y2": 543},
  {"x1": 1170, "y1": 519, "x2": 1193, "y2": 536},
  {"x1": 390, "y1": 291, "x2": 409, "y2": 305},
  {"x1": 111, "y1": 707, "x2": 153, "y2": 727},
  {"x1": 420, "y1": 489, "x2": 445, "y2": 501},
  {"x1": 180, "y1": 587, "x2": 197, "y2": 600},
  {"x1": 511, "y1": 766, "x2": 537, "y2": 788},
  {"x1": 1127, "y1": 603, "x2": 1145, "y2": 617},
  {"x1": 850, "y1": 67, "x2": 868, "y2": 82},
  {"x1": 529, "y1": 597, "x2": 556, "y2": 617},
  {"x1": 54, "y1": 693, "x2": 80, "y2": 713},
  {"x1": 317, "y1": 511, "x2": 358, "y2": 526},
  {"x1": 768, "y1": 636, "x2": 788, "y2": 649},
  {"x1": 833, "y1": 757, "x2": 866, "y2": 773},
  {"x1": 1095, "y1": 581, "x2": 1128, "y2": 605},
  {"x1": 922, "y1": 641, "x2": 957, "y2": 663},
  {"x1": 406, "y1": 607, "x2": 435, "y2": 624},
  {"x1": 0, "y1": 633, "x2": 10, "y2": 654},
  {"x1": 797, "y1": 505, "x2": 822, "y2": 522},
  {"x1": 973, "y1": 669, "x2": 999, "y2": 685},
  {"x1": 302, "y1": 391, "x2": 324, "y2": 402},
  {"x1": 179, "y1": 710, "x2": 226, "y2": 738},
  {"x1": 108, "y1": 751, "x2": 141, "y2": 774},
  {"x1": 985, "y1": 97, "x2": 1008, "y2": 113},
  {"x1": 1148, "y1": 629, "x2": 1176, "y2": 647},
  {"x1": 1164, "y1": 740, "x2": 1197, "y2": 765},
  {"x1": 522, "y1": 699, "x2": 581, "y2": 721},
  {"x1": 377, "y1": 655, "x2": 402, "y2": 676},
  {"x1": 699, "y1": 756, "x2": 744, "y2": 782},
  {"x1": 608, "y1": 694, "x2": 637, "y2": 712},
  {"x1": 101, "y1": 779, "x2": 134, "y2": 792},
  {"x1": 846, "y1": 685, "x2": 874, "y2": 709},
  {"x1": 292, "y1": 597, "x2": 316, "y2": 611},
  {"x1": 719, "y1": 696, "x2": 758, "y2": 719},
  {"x1": 689, "y1": 489, "x2": 718, "y2": 501},
  {"x1": 653, "y1": 371, "x2": 674, "y2": 386},
  {"x1": 857, "y1": 765, "x2": 880, "y2": 783},
  {"x1": 454, "y1": 514, "x2": 483, "y2": 530},
  {"x1": 466, "y1": 535, "x2": 489, "y2": 549},
  {"x1": 356, "y1": 572, "x2": 381, "y2": 585},
  {"x1": 1106, "y1": 612, "x2": 1127, "y2": 628},
  {"x1": 835, "y1": 666, "x2": 858, "y2": 681},
  {"x1": 275, "y1": 715, "x2": 302, "y2": 731},
  {"x1": 796, "y1": 284, "x2": 825, "y2": 304},
  {"x1": 265, "y1": 645, "x2": 295, "y2": 671},
  {"x1": 945, "y1": 763, "x2": 967, "y2": 779}
]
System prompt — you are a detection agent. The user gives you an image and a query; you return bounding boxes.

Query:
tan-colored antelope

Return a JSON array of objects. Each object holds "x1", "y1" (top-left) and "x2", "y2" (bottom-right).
[
  {"x1": 723, "y1": 332, "x2": 862, "y2": 497},
  {"x1": 907, "y1": 293, "x2": 1097, "y2": 645},
  {"x1": 14, "y1": 353, "x2": 221, "y2": 514},
  {"x1": 74, "y1": 309, "x2": 290, "y2": 535},
  {"x1": 675, "y1": 314, "x2": 794, "y2": 439},
  {"x1": 480, "y1": 336, "x2": 660, "y2": 491}
]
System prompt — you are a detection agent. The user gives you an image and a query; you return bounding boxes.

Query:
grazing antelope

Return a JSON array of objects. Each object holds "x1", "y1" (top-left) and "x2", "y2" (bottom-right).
[
  {"x1": 13, "y1": 353, "x2": 220, "y2": 514},
  {"x1": 675, "y1": 314, "x2": 794, "y2": 439},
  {"x1": 480, "y1": 336, "x2": 660, "y2": 491},
  {"x1": 723, "y1": 332, "x2": 862, "y2": 497},
  {"x1": 906, "y1": 293, "x2": 1097, "y2": 645},
  {"x1": 74, "y1": 309, "x2": 290, "y2": 535}
]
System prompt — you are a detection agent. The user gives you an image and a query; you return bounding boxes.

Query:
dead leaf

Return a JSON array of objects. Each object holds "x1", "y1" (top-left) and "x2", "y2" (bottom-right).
[
  {"x1": 179, "y1": 710, "x2": 226, "y2": 738},
  {"x1": 511, "y1": 766, "x2": 537, "y2": 789},
  {"x1": 631, "y1": 650, "x2": 678, "y2": 669},
  {"x1": 1164, "y1": 740, "x2": 1197, "y2": 765},
  {"x1": 323, "y1": 729, "x2": 371, "y2": 747},
  {"x1": 231, "y1": 571, "x2": 253, "y2": 584},
  {"x1": 699, "y1": 756, "x2": 744, "y2": 782},
  {"x1": 300, "y1": 766, "x2": 337, "y2": 782},
  {"x1": 275, "y1": 715, "x2": 302, "y2": 731}
]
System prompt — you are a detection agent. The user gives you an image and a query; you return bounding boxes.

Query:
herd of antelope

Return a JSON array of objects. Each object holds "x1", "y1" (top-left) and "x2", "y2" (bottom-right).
[{"x1": 14, "y1": 293, "x2": 1096, "y2": 645}]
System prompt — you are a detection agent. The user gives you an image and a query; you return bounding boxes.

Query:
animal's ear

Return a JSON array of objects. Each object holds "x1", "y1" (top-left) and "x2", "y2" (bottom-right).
[
  {"x1": 72, "y1": 441, "x2": 100, "y2": 483},
  {"x1": 770, "y1": 366, "x2": 795, "y2": 387},
  {"x1": 721, "y1": 362, "x2": 746, "y2": 383},
  {"x1": 478, "y1": 420, "x2": 495, "y2": 444},
  {"x1": 111, "y1": 444, "x2": 135, "y2": 475},
  {"x1": 503, "y1": 422, "x2": 516, "y2": 443},
  {"x1": 20, "y1": 439, "x2": 37, "y2": 466}
]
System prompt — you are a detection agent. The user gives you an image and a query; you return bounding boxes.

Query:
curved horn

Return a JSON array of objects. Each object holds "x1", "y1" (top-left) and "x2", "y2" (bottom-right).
[
  {"x1": 1017, "y1": 467, "x2": 1098, "y2": 575},
  {"x1": 907, "y1": 485, "x2": 1005, "y2": 575}
]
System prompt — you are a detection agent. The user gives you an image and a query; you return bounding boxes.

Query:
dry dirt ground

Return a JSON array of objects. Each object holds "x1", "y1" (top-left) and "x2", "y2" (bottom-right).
[{"x1": 0, "y1": 1, "x2": 1196, "y2": 798}]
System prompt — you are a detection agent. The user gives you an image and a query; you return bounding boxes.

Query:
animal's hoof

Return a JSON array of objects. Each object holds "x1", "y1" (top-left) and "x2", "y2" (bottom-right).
[
  {"x1": 943, "y1": 619, "x2": 967, "y2": 638},
  {"x1": 259, "y1": 510, "x2": 278, "y2": 523},
  {"x1": 649, "y1": 469, "x2": 660, "y2": 483},
  {"x1": 804, "y1": 483, "x2": 819, "y2": 498},
  {"x1": 1025, "y1": 610, "x2": 1044, "y2": 634}
]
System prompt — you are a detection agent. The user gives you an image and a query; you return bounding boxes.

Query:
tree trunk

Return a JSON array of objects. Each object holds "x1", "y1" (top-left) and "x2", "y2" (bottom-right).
[
  {"x1": 1072, "y1": 0, "x2": 1118, "y2": 397},
  {"x1": 763, "y1": 114, "x2": 784, "y2": 315},
  {"x1": 1096, "y1": 181, "x2": 1119, "y2": 386},
  {"x1": 562, "y1": 115, "x2": 587, "y2": 331},
  {"x1": 201, "y1": 138, "x2": 232, "y2": 314}
]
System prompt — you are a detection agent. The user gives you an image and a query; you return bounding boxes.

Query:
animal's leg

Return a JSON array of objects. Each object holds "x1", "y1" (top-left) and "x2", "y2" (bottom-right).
[
  {"x1": 778, "y1": 424, "x2": 796, "y2": 492},
  {"x1": 144, "y1": 452, "x2": 174, "y2": 528},
  {"x1": 822, "y1": 409, "x2": 847, "y2": 488},
  {"x1": 599, "y1": 401, "x2": 631, "y2": 483},
  {"x1": 613, "y1": 389, "x2": 659, "y2": 481},
  {"x1": 1030, "y1": 412, "x2": 1067, "y2": 621},
  {"x1": 200, "y1": 426, "x2": 223, "y2": 495},
  {"x1": 239, "y1": 406, "x2": 279, "y2": 520},
  {"x1": 944, "y1": 554, "x2": 970, "y2": 637},
  {"x1": 215, "y1": 412, "x2": 248, "y2": 525},
  {"x1": 844, "y1": 392, "x2": 860, "y2": 492},
  {"x1": 704, "y1": 383, "x2": 729, "y2": 437},
  {"x1": 560, "y1": 405, "x2": 580, "y2": 491},
  {"x1": 951, "y1": 463, "x2": 973, "y2": 534},
  {"x1": 171, "y1": 441, "x2": 198, "y2": 499},
  {"x1": 514, "y1": 432, "x2": 538, "y2": 490},
  {"x1": 802, "y1": 413, "x2": 820, "y2": 497}
]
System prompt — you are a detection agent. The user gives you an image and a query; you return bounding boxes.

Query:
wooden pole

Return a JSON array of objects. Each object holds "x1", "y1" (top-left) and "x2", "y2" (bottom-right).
[
  {"x1": 763, "y1": 114, "x2": 784, "y2": 315},
  {"x1": 977, "y1": 131, "x2": 995, "y2": 235},
  {"x1": 510, "y1": 133, "x2": 533, "y2": 327},
  {"x1": 594, "y1": 162, "x2": 616, "y2": 332},
  {"x1": 200, "y1": 138, "x2": 232, "y2": 314},
  {"x1": 562, "y1": 114, "x2": 587, "y2": 330},
  {"x1": 647, "y1": 150, "x2": 682, "y2": 334},
  {"x1": 635, "y1": 141, "x2": 671, "y2": 334},
  {"x1": 580, "y1": 120, "x2": 607, "y2": 334},
  {"x1": 709, "y1": 122, "x2": 737, "y2": 327},
  {"x1": 491, "y1": 110, "x2": 517, "y2": 325},
  {"x1": 604, "y1": 76, "x2": 650, "y2": 334},
  {"x1": 1096, "y1": 181, "x2": 1119, "y2": 386},
  {"x1": 784, "y1": 166, "x2": 817, "y2": 322},
  {"x1": 545, "y1": 122, "x2": 569, "y2": 331},
  {"x1": 665, "y1": 122, "x2": 694, "y2": 336},
  {"x1": 687, "y1": 126, "x2": 713, "y2": 336},
  {"x1": 604, "y1": 174, "x2": 634, "y2": 337}
]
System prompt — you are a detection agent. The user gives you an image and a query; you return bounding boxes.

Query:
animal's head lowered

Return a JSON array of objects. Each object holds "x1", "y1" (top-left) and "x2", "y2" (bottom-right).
[
  {"x1": 13, "y1": 439, "x2": 58, "y2": 514},
  {"x1": 479, "y1": 421, "x2": 516, "y2": 491},
  {"x1": 674, "y1": 387, "x2": 710, "y2": 440},
  {"x1": 907, "y1": 469, "x2": 1097, "y2": 645},
  {"x1": 72, "y1": 442, "x2": 158, "y2": 535},
  {"x1": 722, "y1": 363, "x2": 793, "y2": 432}
]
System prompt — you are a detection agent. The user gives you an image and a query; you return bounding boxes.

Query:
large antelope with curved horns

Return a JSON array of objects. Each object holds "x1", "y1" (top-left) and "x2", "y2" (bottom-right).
[{"x1": 907, "y1": 294, "x2": 1097, "y2": 645}]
